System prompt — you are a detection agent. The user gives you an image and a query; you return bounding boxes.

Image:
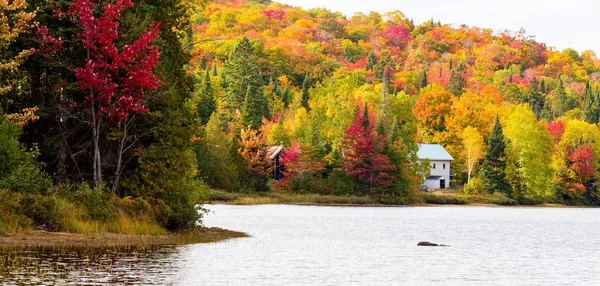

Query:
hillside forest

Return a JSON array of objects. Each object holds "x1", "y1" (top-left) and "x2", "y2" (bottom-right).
[{"x1": 3, "y1": 0, "x2": 600, "y2": 233}]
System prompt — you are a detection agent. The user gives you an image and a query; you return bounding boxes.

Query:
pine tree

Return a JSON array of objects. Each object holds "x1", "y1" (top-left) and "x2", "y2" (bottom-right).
[
  {"x1": 212, "y1": 62, "x2": 218, "y2": 76},
  {"x1": 381, "y1": 68, "x2": 390, "y2": 96},
  {"x1": 582, "y1": 81, "x2": 599, "y2": 124},
  {"x1": 301, "y1": 74, "x2": 310, "y2": 110},
  {"x1": 197, "y1": 69, "x2": 216, "y2": 125},
  {"x1": 365, "y1": 51, "x2": 377, "y2": 71},
  {"x1": 223, "y1": 37, "x2": 263, "y2": 122},
  {"x1": 448, "y1": 63, "x2": 465, "y2": 96},
  {"x1": 241, "y1": 86, "x2": 270, "y2": 129},
  {"x1": 420, "y1": 68, "x2": 428, "y2": 89},
  {"x1": 553, "y1": 78, "x2": 568, "y2": 118},
  {"x1": 527, "y1": 77, "x2": 545, "y2": 119},
  {"x1": 478, "y1": 118, "x2": 511, "y2": 195}
]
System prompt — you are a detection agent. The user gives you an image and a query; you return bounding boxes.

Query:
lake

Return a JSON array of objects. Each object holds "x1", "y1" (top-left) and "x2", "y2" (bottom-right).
[{"x1": 2, "y1": 205, "x2": 600, "y2": 285}]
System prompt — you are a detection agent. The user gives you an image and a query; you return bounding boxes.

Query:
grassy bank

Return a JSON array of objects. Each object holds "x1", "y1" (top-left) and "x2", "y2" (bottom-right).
[
  {"x1": 1, "y1": 187, "x2": 248, "y2": 248},
  {"x1": 202, "y1": 190, "x2": 380, "y2": 206},
  {"x1": 0, "y1": 227, "x2": 247, "y2": 248},
  {"x1": 202, "y1": 189, "x2": 579, "y2": 207}
]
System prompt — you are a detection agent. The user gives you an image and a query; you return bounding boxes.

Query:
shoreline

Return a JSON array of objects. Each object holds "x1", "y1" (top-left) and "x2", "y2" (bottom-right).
[
  {"x1": 0, "y1": 227, "x2": 248, "y2": 248},
  {"x1": 212, "y1": 201, "x2": 598, "y2": 208},
  {"x1": 204, "y1": 191, "x2": 599, "y2": 209}
]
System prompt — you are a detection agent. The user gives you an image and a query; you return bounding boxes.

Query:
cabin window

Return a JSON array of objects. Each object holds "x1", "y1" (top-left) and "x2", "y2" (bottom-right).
[
  {"x1": 432, "y1": 163, "x2": 436, "y2": 169},
  {"x1": 443, "y1": 163, "x2": 446, "y2": 169}
]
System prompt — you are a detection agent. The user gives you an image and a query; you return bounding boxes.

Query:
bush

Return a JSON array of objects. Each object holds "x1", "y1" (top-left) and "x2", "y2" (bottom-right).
[
  {"x1": 53, "y1": 182, "x2": 117, "y2": 221},
  {"x1": 114, "y1": 196, "x2": 153, "y2": 220},
  {"x1": 0, "y1": 189, "x2": 32, "y2": 233},
  {"x1": 463, "y1": 178, "x2": 484, "y2": 195},
  {"x1": 0, "y1": 117, "x2": 51, "y2": 193},
  {"x1": 20, "y1": 194, "x2": 79, "y2": 231}
]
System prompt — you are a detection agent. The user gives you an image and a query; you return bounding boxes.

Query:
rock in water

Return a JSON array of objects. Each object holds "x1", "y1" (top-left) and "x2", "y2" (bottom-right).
[{"x1": 417, "y1": 241, "x2": 449, "y2": 247}]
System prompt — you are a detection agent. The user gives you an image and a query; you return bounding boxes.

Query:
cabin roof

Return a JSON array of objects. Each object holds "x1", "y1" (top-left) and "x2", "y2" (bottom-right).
[
  {"x1": 417, "y1": 144, "x2": 454, "y2": 161},
  {"x1": 266, "y1": 145, "x2": 284, "y2": 160}
]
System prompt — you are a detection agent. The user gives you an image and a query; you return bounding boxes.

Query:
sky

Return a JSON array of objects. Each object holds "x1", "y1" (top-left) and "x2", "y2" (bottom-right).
[{"x1": 276, "y1": 0, "x2": 600, "y2": 54}]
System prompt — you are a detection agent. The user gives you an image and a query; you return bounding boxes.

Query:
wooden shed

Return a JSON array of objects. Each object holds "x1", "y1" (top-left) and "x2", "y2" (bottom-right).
[{"x1": 266, "y1": 144, "x2": 284, "y2": 180}]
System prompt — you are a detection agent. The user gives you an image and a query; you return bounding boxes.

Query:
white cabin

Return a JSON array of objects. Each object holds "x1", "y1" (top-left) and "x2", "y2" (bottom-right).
[{"x1": 417, "y1": 144, "x2": 454, "y2": 189}]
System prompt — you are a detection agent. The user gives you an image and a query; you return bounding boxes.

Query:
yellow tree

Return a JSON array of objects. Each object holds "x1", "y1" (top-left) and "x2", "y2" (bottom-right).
[
  {"x1": 413, "y1": 89, "x2": 454, "y2": 142},
  {"x1": 461, "y1": 126, "x2": 485, "y2": 184},
  {"x1": 0, "y1": 0, "x2": 36, "y2": 102},
  {"x1": 502, "y1": 105, "x2": 553, "y2": 200}
]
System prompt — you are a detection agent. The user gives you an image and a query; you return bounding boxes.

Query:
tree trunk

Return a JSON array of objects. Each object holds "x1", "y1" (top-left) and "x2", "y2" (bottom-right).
[
  {"x1": 91, "y1": 99, "x2": 102, "y2": 189},
  {"x1": 111, "y1": 120, "x2": 128, "y2": 195}
]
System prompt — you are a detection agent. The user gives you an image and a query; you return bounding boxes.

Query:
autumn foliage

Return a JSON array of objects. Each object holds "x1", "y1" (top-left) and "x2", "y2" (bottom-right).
[{"x1": 342, "y1": 104, "x2": 395, "y2": 193}]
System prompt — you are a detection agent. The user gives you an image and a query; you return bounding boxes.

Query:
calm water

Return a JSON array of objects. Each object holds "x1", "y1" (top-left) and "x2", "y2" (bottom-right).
[{"x1": 2, "y1": 205, "x2": 600, "y2": 285}]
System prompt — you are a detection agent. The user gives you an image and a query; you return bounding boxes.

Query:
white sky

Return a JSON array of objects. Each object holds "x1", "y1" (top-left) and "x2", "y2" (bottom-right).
[{"x1": 276, "y1": 0, "x2": 600, "y2": 54}]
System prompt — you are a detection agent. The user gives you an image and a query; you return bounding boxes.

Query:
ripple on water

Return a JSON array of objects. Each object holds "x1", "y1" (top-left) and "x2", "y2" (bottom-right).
[{"x1": 2, "y1": 205, "x2": 600, "y2": 285}]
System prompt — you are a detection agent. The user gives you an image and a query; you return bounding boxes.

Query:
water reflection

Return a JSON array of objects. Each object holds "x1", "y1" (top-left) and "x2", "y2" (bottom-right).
[{"x1": 0, "y1": 245, "x2": 180, "y2": 285}]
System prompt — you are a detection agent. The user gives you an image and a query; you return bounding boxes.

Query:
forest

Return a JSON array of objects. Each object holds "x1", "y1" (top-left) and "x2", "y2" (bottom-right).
[{"x1": 3, "y1": 0, "x2": 600, "y2": 234}]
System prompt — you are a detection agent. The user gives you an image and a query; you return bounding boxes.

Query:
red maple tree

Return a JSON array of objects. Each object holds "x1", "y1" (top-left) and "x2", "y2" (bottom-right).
[
  {"x1": 566, "y1": 145, "x2": 595, "y2": 193},
  {"x1": 342, "y1": 104, "x2": 395, "y2": 194},
  {"x1": 279, "y1": 141, "x2": 324, "y2": 186},
  {"x1": 379, "y1": 25, "x2": 412, "y2": 48},
  {"x1": 547, "y1": 120, "x2": 565, "y2": 144},
  {"x1": 38, "y1": 0, "x2": 161, "y2": 190}
]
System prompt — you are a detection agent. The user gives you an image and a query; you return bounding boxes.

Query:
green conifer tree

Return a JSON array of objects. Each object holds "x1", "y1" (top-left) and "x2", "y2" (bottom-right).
[
  {"x1": 241, "y1": 86, "x2": 270, "y2": 129},
  {"x1": 223, "y1": 37, "x2": 263, "y2": 122},
  {"x1": 420, "y1": 68, "x2": 428, "y2": 89},
  {"x1": 366, "y1": 51, "x2": 377, "y2": 71},
  {"x1": 582, "y1": 81, "x2": 599, "y2": 124},
  {"x1": 212, "y1": 62, "x2": 218, "y2": 76},
  {"x1": 197, "y1": 69, "x2": 216, "y2": 125},
  {"x1": 527, "y1": 77, "x2": 545, "y2": 119},
  {"x1": 478, "y1": 118, "x2": 511, "y2": 195},
  {"x1": 301, "y1": 74, "x2": 310, "y2": 110},
  {"x1": 448, "y1": 63, "x2": 465, "y2": 96}
]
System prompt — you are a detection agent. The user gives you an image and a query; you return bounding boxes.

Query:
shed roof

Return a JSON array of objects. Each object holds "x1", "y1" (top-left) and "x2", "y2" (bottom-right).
[
  {"x1": 266, "y1": 145, "x2": 284, "y2": 160},
  {"x1": 417, "y1": 144, "x2": 454, "y2": 161}
]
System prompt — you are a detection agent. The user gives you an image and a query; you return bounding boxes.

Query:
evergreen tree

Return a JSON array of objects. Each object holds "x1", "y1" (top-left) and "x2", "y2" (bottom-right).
[
  {"x1": 381, "y1": 68, "x2": 390, "y2": 96},
  {"x1": 582, "y1": 81, "x2": 599, "y2": 124},
  {"x1": 527, "y1": 77, "x2": 545, "y2": 119},
  {"x1": 223, "y1": 37, "x2": 263, "y2": 122},
  {"x1": 197, "y1": 69, "x2": 216, "y2": 125},
  {"x1": 478, "y1": 118, "x2": 511, "y2": 195},
  {"x1": 373, "y1": 52, "x2": 392, "y2": 81},
  {"x1": 362, "y1": 102, "x2": 370, "y2": 129},
  {"x1": 448, "y1": 63, "x2": 465, "y2": 96},
  {"x1": 241, "y1": 86, "x2": 270, "y2": 129},
  {"x1": 366, "y1": 51, "x2": 377, "y2": 71},
  {"x1": 212, "y1": 62, "x2": 218, "y2": 76},
  {"x1": 420, "y1": 68, "x2": 428, "y2": 89},
  {"x1": 301, "y1": 74, "x2": 310, "y2": 110}
]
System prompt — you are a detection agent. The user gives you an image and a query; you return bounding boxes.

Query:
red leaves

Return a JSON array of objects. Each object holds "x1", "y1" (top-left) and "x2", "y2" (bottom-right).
[
  {"x1": 34, "y1": 26, "x2": 65, "y2": 58},
  {"x1": 51, "y1": 0, "x2": 161, "y2": 122},
  {"x1": 263, "y1": 10, "x2": 285, "y2": 21},
  {"x1": 279, "y1": 141, "x2": 324, "y2": 185},
  {"x1": 547, "y1": 120, "x2": 565, "y2": 144},
  {"x1": 379, "y1": 25, "x2": 412, "y2": 48},
  {"x1": 342, "y1": 104, "x2": 395, "y2": 192},
  {"x1": 566, "y1": 145, "x2": 595, "y2": 189}
]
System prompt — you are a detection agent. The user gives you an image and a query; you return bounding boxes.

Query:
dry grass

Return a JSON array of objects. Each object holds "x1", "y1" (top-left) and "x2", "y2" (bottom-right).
[{"x1": 208, "y1": 191, "x2": 380, "y2": 206}]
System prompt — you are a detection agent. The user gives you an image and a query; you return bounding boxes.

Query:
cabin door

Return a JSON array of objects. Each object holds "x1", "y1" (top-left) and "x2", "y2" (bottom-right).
[{"x1": 440, "y1": 179, "x2": 446, "y2": 189}]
